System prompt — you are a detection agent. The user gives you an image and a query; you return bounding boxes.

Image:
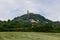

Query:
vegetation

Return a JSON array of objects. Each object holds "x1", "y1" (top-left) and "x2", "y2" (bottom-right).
[
  {"x1": 0, "y1": 13, "x2": 60, "y2": 32},
  {"x1": 0, "y1": 32, "x2": 60, "y2": 40}
]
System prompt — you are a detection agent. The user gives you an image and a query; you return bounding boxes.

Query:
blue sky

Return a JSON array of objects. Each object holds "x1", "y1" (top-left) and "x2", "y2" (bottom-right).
[{"x1": 0, "y1": 0, "x2": 60, "y2": 21}]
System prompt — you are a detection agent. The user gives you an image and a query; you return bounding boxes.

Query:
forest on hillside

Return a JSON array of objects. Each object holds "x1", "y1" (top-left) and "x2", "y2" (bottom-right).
[{"x1": 0, "y1": 13, "x2": 60, "y2": 32}]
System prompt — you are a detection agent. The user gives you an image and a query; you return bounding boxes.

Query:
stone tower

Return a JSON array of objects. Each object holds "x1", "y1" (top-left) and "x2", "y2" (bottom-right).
[
  {"x1": 27, "y1": 10, "x2": 29, "y2": 14},
  {"x1": 27, "y1": 10, "x2": 30, "y2": 20}
]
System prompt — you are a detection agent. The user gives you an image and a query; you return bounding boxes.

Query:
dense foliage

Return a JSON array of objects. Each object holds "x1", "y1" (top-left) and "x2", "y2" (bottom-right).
[{"x1": 0, "y1": 13, "x2": 60, "y2": 32}]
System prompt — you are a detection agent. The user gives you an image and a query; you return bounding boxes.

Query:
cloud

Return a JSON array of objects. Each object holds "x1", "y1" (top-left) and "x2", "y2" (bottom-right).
[
  {"x1": 41, "y1": 0, "x2": 60, "y2": 21},
  {"x1": 0, "y1": 0, "x2": 60, "y2": 21}
]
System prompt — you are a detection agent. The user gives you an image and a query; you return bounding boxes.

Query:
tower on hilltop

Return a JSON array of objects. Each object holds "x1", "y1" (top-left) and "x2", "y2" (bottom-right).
[
  {"x1": 27, "y1": 10, "x2": 29, "y2": 14},
  {"x1": 27, "y1": 10, "x2": 30, "y2": 20}
]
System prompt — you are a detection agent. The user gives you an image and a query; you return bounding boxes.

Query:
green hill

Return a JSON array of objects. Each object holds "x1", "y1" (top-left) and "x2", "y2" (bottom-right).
[
  {"x1": 0, "y1": 12, "x2": 60, "y2": 32},
  {"x1": 11, "y1": 13, "x2": 53, "y2": 32}
]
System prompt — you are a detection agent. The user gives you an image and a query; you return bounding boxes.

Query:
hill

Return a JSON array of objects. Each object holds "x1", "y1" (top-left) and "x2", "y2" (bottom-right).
[
  {"x1": 0, "y1": 12, "x2": 60, "y2": 32},
  {"x1": 12, "y1": 13, "x2": 60, "y2": 32},
  {"x1": 11, "y1": 13, "x2": 54, "y2": 32}
]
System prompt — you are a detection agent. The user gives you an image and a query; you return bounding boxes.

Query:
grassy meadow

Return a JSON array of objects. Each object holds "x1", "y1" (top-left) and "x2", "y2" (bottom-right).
[{"x1": 0, "y1": 32, "x2": 60, "y2": 40}]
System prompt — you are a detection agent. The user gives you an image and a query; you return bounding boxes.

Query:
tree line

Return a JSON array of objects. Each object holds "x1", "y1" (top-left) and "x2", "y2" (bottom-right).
[{"x1": 0, "y1": 19, "x2": 60, "y2": 32}]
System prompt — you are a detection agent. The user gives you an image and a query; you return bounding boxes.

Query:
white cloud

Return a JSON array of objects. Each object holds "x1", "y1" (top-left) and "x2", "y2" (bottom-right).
[
  {"x1": 41, "y1": 0, "x2": 60, "y2": 21},
  {"x1": 0, "y1": 0, "x2": 60, "y2": 21}
]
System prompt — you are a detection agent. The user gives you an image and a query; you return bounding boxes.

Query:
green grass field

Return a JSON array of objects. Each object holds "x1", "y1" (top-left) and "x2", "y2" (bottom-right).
[{"x1": 0, "y1": 32, "x2": 60, "y2": 40}]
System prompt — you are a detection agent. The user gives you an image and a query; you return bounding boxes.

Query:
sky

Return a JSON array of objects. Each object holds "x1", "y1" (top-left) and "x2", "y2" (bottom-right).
[{"x1": 0, "y1": 0, "x2": 60, "y2": 21}]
